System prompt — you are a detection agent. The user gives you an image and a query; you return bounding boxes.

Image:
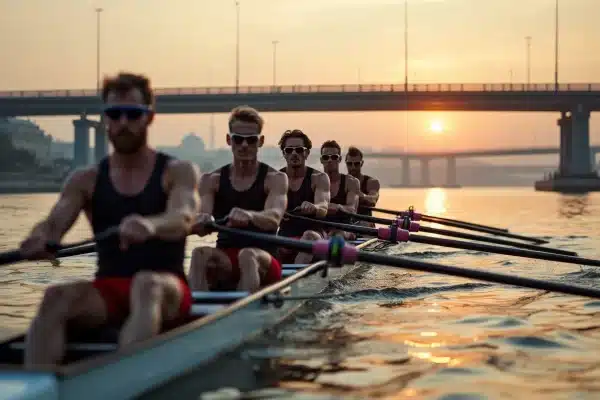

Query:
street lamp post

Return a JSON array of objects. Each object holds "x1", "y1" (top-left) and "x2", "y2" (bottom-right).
[
  {"x1": 525, "y1": 36, "x2": 531, "y2": 88},
  {"x1": 271, "y1": 40, "x2": 279, "y2": 86},
  {"x1": 95, "y1": 8, "x2": 103, "y2": 92},
  {"x1": 235, "y1": 1, "x2": 240, "y2": 93},
  {"x1": 554, "y1": 0, "x2": 559, "y2": 91}
]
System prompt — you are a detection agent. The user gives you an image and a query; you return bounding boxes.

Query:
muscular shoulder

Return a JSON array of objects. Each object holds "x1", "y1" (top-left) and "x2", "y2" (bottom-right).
[
  {"x1": 64, "y1": 165, "x2": 97, "y2": 199},
  {"x1": 346, "y1": 175, "x2": 361, "y2": 191},
  {"x1": 311, "y1": 170, "x2": 330, "y2": 187},
  {"x1": 366, "y1": 176, "x2": 380, "y2": 190},
  {"x1": 199, "y1": 166, "x2": 222, "y2": 193},
  {"x1": 165, "y1": 159, "x2": 200, "y2": 187},
  {"x1": 265, "y1": 167, "x2": 288, "y2": 193}
]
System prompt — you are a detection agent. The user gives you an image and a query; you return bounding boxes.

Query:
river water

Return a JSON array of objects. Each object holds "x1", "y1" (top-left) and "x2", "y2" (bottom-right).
[{"x1": 1, "y1": 188, "x2": 599, "y2": 399}]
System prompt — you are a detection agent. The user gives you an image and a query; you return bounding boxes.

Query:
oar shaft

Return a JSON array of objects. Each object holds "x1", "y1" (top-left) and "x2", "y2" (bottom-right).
[
  {"x1": 370, "y1": 206, "x2": 509, "y2": 232},
  {"x1": 410, "y1": 233, "x2": 600, "y2": 267},
  {"x1": 358, "y1": 251, "x2": 600, "y2": 299},
  {"x1": 346, "y1": 212, "x2": 568, "y2": 256},
  {"x1": 417, "y1": 226, "x2": 576, "y2": 256}
]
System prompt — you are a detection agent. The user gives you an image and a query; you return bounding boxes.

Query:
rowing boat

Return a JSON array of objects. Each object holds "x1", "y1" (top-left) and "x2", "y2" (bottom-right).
[{"x1": 0, "y1": 237, "x2": 381, "y2": 400}]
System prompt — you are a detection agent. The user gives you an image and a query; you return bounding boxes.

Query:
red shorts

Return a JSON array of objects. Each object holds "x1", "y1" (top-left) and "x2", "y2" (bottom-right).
[
  {"x1": 276, "y1": 236, "x2": 302, "y2": 264},
  {"x1": 208, "y1": 248, "x2": 282, "y2": 290},
  {"x1": 93, "y1": 275, "x2": 192, "y2": 325}
]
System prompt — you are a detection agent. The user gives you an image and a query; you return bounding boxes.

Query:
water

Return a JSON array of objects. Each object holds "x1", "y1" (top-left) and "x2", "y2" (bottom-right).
[{"x1": 1, "y1": 188, "x2": 600, "y2": 399}]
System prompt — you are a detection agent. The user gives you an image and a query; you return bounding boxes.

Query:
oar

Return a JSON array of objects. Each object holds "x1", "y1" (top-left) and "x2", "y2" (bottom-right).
[
  {"x1": 341, "y1": 212, "x2": 575, "y2": 256},
  {"x1": 0, "y1": 226, "x2": 119, "y2": 266},
  {"x1": 285, "y1": 214, "x2": 597, "y2": 267},
  {"x1": 368, "y1": 206, "x2": 547, "y2": 244},
  {"x1": 207, "y1": 222, "x2": 600, "y2": 300},
  {"x1": 369, "y1": 206, "x2": 509, "y2": 233}
]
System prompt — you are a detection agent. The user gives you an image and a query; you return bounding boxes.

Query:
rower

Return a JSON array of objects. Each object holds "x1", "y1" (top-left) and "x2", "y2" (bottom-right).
[
  {"x1": 189, "y1": 106, "x2": 288, "y2": 293},
  {"x1": 320, "y1": 140, "x2": 360, "y2": 240},
  {"x1": 277, "y1": 129, "x2": 330, "y2": 264},
  {"x1": 345, "y1": 146, "x2": 380, "y2": 228},
  {"x1": 18, "y1": 72, "x2": 200, "y2": 367}
]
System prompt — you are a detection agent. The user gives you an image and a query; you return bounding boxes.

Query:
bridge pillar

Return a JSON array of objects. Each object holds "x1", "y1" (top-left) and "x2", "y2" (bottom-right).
[
  {"x1": 446, "y1": 156, "x2": 457, "y2": 186},
  {"x1": 402, "y1": 157, "x2": 410, "y2": 186},
  {"x1": 94, "y1": 118, "x2": 108, "y2": 163},
  {"x1": 557, "y1": 106, "x2": 594, "y2": 177},
  {"x1": 72, "y1": 117, "x2": 90, "y2": 169},
  {"x1": 421, "y1": 158, "x2": 430, "y2": 187},
  {"x1": 535, "y1": 105, "x2": 600, "y2": 193}
]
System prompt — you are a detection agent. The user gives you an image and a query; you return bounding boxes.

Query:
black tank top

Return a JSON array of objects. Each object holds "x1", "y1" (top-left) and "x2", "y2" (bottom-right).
[
  {"x1": 278, "y1": 167, "x2": 315, "y2": 237},
  {"x1": 91, "y1": 152, "x2": 186, "y2": 279},
  {"x1": 326, "y1": 174, "x2": 351, "y2": 224},
  {"x1": 357, "y1": 175, "x2": 373, "y2": 216},
  {"x1": 213, "y1": 162, "x2": 277, "y2": 254}
]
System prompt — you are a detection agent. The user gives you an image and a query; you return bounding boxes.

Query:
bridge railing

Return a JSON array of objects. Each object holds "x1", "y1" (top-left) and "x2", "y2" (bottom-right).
[{"x1": 0, "y1": 83, "x2": 599, "y2": 98}]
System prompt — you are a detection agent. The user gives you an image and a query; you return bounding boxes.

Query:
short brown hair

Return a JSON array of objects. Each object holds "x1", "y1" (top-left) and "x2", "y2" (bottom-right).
[
  {"x1": 228, "y1": 105, "x2": 264, "y2": 133},
  {"x1": 346, "y1": 146, "x2": 363, "y2": 159},
  {"x1": 278, "y1": 129, "x2": 312, "y2": 151},
  {"x1": 321, "y1": 140, "x2": 341, "y2": 154},
  {"x1": 101, "y1": 72, "x2": 154, "y2": 106}
]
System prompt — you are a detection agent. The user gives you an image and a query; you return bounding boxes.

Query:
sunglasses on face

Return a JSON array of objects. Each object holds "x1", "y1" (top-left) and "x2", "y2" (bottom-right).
[
  {"x1": 283, "y1": 146, "x2": 307, "y2": 155},
  {"x1": 346, "y1": 161, "x2": 362, "y2": 167},
  {"x1": 321, "y1": 154, "x2": 340, "y2": 162},
  {"x1": 103, "y1": 105, "x2": 151, "y2": 121},
  {"x1": 228, "y1": 133, "x2": 262, "y2": 145}
]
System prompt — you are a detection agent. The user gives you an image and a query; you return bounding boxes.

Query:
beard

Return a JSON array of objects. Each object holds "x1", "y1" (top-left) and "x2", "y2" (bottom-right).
[{"x1": 109, "y1": 129, "x2": 147, "y2": 155}]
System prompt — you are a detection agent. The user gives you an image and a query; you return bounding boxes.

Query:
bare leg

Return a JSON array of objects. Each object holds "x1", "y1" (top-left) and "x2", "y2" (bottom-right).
[
  {"x1": 294, "y1": 230, "x2": 322, "y2": 264},
  {"x1": 188, "y1": 247, "x2": 232, "y2": 291},
  {"x1": 25, "y1": 281, "x2": 107, "y2": 367},
  {"x1": 119, "y1": 272, "x2": 184, "y2": 347},
  {"x1": 237, "y1": 248, "x2": 274, "y2": 293}
]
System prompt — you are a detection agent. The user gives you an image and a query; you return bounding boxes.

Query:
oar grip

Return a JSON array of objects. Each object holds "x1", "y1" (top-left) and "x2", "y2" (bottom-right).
[
  {"x1": 395, "y1": 217, "x2": 420, "y2": 232},
  {"x1": 378, "y1": 227, "x2": 409, "y2": 242},
  {"x1": 312, "y1": 238, "x2": 358, "y2": 265},
  {"x1": 399, "y1": 210, "x2": 422, "y2": 221}
]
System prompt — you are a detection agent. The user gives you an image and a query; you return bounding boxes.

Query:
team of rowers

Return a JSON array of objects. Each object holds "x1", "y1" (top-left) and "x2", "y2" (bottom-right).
[{"x1": 17, "y1": 72, "x2": 380, "y2": 367}]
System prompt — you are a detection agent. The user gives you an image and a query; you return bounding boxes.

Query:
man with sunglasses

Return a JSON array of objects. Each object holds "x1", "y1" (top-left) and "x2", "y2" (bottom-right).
[
  {"x1": 276, "y1": 129, "x2": 330, "y2": 264},
  {"x1": 346, "y1": 146, "x2": 380, "y2": 228},
  {"x1": 189, "y1": 106, "x2": 287, "y2": 293},
  {"x1": 18, "y1": 72, "x2": 200, "y2": 366},
  {"x1": 320, "y1": 140, "x2": 360, "y2": 240}
]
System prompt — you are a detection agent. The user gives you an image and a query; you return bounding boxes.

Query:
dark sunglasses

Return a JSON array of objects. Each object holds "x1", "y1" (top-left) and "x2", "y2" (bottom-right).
[
  {"x1": 321, "y1": 154, "x2": 340, "y2": 162},
  {"x1": 103, "y1": 105, "x2": 151, "y2": 121},
  {"x1": 346, "y1": 161, "x2": 362, "y2": 167},
  {"x1": 228, "y1": 133, "x2": 262, "y2": 145},
  {"x1": 283, "y1": 146, "x2": 307, "y2": 155}
]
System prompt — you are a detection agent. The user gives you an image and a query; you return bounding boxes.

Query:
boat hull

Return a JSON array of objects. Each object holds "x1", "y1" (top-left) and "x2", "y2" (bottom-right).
[{"x1": 0, "y1": 238, "x2": 379, "y2": 400}]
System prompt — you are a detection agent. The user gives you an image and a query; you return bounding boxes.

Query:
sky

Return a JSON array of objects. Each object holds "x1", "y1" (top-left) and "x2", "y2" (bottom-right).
[{"x1": 0, "y1": 0, "x2": 599, "y2": 159}]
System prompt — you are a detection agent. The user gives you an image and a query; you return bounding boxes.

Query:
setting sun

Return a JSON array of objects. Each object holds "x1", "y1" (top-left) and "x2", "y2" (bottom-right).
[{"x1": 429, "y1": 120, "x2": 444, "y2": 134}]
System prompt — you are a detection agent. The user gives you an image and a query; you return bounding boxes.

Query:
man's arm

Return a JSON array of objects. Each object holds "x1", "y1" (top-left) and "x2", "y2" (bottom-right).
[
  {"x1": 359, "y1": 177, "x2": 380, "y2": 207},
  {"x1": 198, "y1": 171, "x2": 218, "y2": 215},
  {"x1": 313, "y1": 172, "x2": 330, "y2": 218},
  {"x1": 27, "y1": 168, "x2": 91, "y2": 243},
  {"x1": 250, "y1": 171, "x2": 288, "y2": 231},
  {"x1": 340, "y1": 176, "x2": 360, "y2": 214},
  {"x1": 146, "y1": 160, "x2": 201, "y2": 240}
]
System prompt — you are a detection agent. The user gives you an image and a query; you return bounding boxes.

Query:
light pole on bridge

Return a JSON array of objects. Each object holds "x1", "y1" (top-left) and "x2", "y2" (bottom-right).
[
  {"x1": 525, "y1": 36, "x2": 531, "y2": 88},
  {"x1": 271, "y1": 40, "x2": 279, "y2": 86},
  {"x1": 95, "y1": 8, "x2": 103, "y2": 93},
  {"x1": 235, "y1": 1, "x2": 240, "y2": 93}
]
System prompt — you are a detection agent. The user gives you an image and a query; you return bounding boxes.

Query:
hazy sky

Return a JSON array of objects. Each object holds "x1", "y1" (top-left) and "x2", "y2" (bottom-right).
[{"x1": 0, "y1": 0, "x2": 599, "y2": 155}]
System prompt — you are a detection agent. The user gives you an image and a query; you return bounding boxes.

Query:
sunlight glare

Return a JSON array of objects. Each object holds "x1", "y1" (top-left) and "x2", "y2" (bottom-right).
[
  {"x1": 429, "y1": 120, "x2": 444, "y2": 134},
  {"x1": 425, "y1": 188, "x2": 447, "y2": 215}
]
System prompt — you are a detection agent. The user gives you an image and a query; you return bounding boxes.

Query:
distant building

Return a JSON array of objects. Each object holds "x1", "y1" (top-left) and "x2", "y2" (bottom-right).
[{"x1": 0, "y1": 118, "x2": 53, "y2": 165}]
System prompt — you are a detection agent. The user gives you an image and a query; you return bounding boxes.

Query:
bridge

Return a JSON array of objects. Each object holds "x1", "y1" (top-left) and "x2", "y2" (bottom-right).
[
  {"x1": 1, "y1": 81, "x2": 599, "y2": 192},
  {"x1": 364, "y1": 146, "x2": 600, "y2": 188}
]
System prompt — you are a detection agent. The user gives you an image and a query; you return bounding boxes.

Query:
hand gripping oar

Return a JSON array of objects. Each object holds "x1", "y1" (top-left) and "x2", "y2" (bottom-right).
[
  {"x1": 285, "y1": 214, "x2": 598, "y2": 268},
  {"x1": 206, "y1": 223, "x2": 600, "y2": 300},
  {"x1": 368, "y1": 206, "x2": 547, "y2": 244},
  {"x1": 341, "y1": 211, "x2": 574, "y2": 256},
  {"x1": 369, "y1": 205, "x2": 509, "y2": 233},
  {"x1": 0, "y1": 226, "x2": 119, "y2": 266}
]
